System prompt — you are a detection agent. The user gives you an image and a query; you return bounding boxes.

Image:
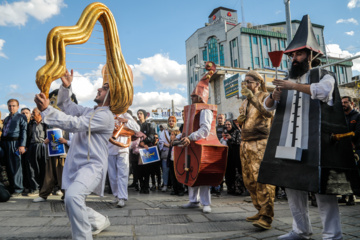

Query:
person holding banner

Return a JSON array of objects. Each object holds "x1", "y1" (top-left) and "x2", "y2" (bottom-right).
[
  {"x1": 137, "y1": 109, "x2": 156, "y2": 194},
  {"x1": 34, "y1": 69, "x2": 115, "y2": 239},
  {"x1": 108, "y1": 110, "x2": 140, "y2": 207}
]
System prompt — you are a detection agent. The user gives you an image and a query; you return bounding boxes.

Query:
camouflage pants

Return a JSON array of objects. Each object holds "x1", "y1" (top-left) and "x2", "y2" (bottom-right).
[{"x1": 240, "y1": 139, "x2": 275, "y2": 220}]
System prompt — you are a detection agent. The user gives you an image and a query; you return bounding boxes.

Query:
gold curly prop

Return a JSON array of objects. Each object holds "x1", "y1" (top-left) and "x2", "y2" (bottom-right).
[{"x1": 36, "y1": 2, "x2": 133, "y2": 114}]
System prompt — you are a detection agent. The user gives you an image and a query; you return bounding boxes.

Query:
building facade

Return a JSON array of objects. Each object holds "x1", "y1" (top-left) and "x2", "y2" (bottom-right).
[{"x1": 186, "y1": 7, "x2": 354, "y2": 117}]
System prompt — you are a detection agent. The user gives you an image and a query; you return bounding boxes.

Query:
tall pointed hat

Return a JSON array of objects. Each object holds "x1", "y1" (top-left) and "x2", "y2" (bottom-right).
[
  {"x1": 190, "y1": 61, "x2": 216, "y2": 104},
  {"x1": 284, "y1": 15, "x2": 323, "y2": 57}
]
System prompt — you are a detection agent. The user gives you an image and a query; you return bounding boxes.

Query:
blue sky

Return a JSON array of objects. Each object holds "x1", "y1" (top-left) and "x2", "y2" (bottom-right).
[{"x1": 0, "y1": 0, "x2": 359, "y2": 118}]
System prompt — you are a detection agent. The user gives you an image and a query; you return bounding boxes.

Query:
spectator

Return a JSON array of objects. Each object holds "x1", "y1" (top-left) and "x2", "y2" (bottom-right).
[
  {"x1": 0, "y1": 99, "x2": 27, "y2": 195},
  {"x1": 25, "y1": 107, "x2": 47, "y2": 196},
  {"x1": 216, "y1": 114, "x2": 226, "y2": 139},
  {"x1": 338, "y1": 96, "x2": 360, "y2": 206},
  {"x1": 137, "y1": 109, "x2": 156, "y2": 194},
  {"x1": 159, "y1": 116, "x2": 178, "y2": 192},
  {"x1": 21, "y1": 108, "x2": 31, "y2": 123},
  {"x1": 222, "y1": 120, "x2": 243, "y2": 195},
  {"x1": 168, "y1": 129, "x2": 184, "y2": 196},
  {"x1": 150, "y1": 133, "x2": 161, "y2": 190},
  {"x1": 33, "y1": 89, "x2": 77, "y2": 203}
]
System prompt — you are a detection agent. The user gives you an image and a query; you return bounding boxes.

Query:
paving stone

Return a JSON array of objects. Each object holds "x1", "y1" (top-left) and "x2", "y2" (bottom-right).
[{"x1": 187, "y1": 214, "x2": 210, "y2": 222}]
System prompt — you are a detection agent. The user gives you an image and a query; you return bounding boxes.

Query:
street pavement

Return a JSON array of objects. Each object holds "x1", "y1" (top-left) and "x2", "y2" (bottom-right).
[{"x1": 0, "y1": 189, "x2": 359, "y2": 240}]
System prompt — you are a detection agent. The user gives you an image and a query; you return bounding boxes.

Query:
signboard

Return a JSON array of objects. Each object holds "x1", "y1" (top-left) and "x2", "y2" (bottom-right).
[
  {"x1": 46, "y1": 128, "x2": 66, "y2": 157},
  {"x1": 224, "y1": 73, "x2": 242, "y2": 99},
  {"x1": 139, "y1": 146, "x2": 160, "y2": 164}
]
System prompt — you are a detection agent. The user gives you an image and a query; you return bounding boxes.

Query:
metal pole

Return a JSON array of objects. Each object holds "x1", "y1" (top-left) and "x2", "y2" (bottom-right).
[
  {"x1": 171, "y1": 100, "x2": 175, "y2": 116},
  {"x1": 284, "y1": 0, "x2": 292, "y2": 45},
  {"x1": 319, "y1": 55, "x2": 360, "y2": 69}
]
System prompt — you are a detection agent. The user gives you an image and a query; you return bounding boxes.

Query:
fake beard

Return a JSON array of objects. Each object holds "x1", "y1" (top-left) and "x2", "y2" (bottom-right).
[{"x1": 289, "y1": 59, "x2": 310, "y2": 79}]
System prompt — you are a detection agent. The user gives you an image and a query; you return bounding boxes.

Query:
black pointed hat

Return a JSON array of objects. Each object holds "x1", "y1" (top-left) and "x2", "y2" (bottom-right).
[{"x1": 284, "y1": 15, "x2": 323, "y2": 57}]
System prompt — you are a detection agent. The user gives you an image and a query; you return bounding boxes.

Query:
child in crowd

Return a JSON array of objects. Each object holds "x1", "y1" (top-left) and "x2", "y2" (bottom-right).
[{"x1": 168, "y1": 129, "x2": 184, "y2": 196}]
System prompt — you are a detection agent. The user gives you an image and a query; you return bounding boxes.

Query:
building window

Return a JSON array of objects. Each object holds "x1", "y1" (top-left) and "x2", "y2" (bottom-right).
[
  {"x1": 317, "y1": 35, "x2": 320, "y2": 45},
  {"x1": 232, "y1": 39, "x2": 236, "y2": 47},
  {"x1": 195, "y1": 74, "x2": 198, "y2": 82},
  {"x1": 234, "y1": 59, "x2": 238, "y2": 68},
  {"x1": 190, "y1": 77, "x2": 193, "y2": 84},
  {"x1": 203, "y1": 48, "x2": 207, "y2": 61},
  {"x1": 281, "y1": 39, "x2": 285, "y2": 48},
  {"x1": 253, "y1": 36, "x2": 258, "y2": 44},
  {"x1": 219, "y1": 44, "x2": 225, "y2": 66},
  {"x1": 255, "y1": 57, "x2": 260, "y2": 65},
  {"x1": 208, "y1": 37, "x2": 219, "y2": 64},
  {"x1": 340, "y1": 66, "x2": 344, "y2": 74},
  {"x1": 283, "y1": 60, "x2": 288, "y2": 68},
  {"x1": 265, "y1": 58, "x2": 270, "y2": 66},
  {"x1": 263, "y1": 38, "x2": 267, "y2": 46},
  {"x1": 249, "y1": 36, "x2": 254, "y2": 69},
  {"x1": 194, "y1": 55, "x2": 197, "y2": 64}
]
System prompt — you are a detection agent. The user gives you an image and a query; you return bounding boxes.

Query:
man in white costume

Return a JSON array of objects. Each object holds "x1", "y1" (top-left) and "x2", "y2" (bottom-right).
[
  {"x1": 34, "y1": 69, "x2": 114, "y2": 239},
  {"x1": 108, "y1": 110, "x2": 139, "y2": 207}
]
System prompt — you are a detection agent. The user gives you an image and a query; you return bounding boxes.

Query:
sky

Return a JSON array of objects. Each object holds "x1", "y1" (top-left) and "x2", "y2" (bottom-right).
[{"x1": 0, "y1": 0, "x2": 360, "y2": 118}]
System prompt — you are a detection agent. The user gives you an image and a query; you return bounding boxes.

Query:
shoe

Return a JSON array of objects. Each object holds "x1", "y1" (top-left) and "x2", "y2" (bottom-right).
[
  {"x1": 170, "y1": 191, "x2": 177, "y2": 195},
  {"x1": 253, "y1": 216, "x2": 272, "y2": 230},
  {"x1": 117, "y1": 199, "x2": 125, "y2": 208},
  {"x1": 347, "y1": 196, "x2": 356, "y2": 206},
  {"x1": 27, "y1": 190, "x2": 39, "y2": 197},
  {"x1": 182, "y1": 202, "x2": 200, "y2": 209},
  {"x1": 150, "y1": 185, "x2": 156, "y2": 191},
  {"x1": 161, "y1": 186, "x2": 167, "y2": 192},
  {"x1": 338, "y1": 196, "x2": 347, "y2": 204},
  {"x1": 203, "y1": 205, "x2": 211, "y2": 213},
  {"x1": 11, "y1": 192, "x2": 22, "y2": 197},
  {"x1": 177, "y1": 192, "x2": 184, "y2": 196},
  {"x1": 128, "y1": 183, "x2": 136, "y2": 188},
  {"x1": 33, "y1": 197, "x2": 46, "y2": 203},
  {"x1": 246, "y1": 213, "x2": 260, "y2": 222},
  {"x1": 92, "y1": 216, "x2": 110, "y2": 235},
  {"x1": 55, "y1": 190, "x2": 63, "y2": 196},
  {"x1": 278, "y1": 231, "x2": 308, "y2": 240},
  {"x1": 111, "y1": 196, "x2": 118, "y2": 203},
  {"x1": 143, "y1": 189, "x2": 150, "y2": 194}
]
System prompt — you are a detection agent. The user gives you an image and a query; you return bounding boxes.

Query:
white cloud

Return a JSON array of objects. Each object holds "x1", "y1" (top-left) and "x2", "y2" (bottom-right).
[
  {"x1": 348, "y1": 0, "x2": 360, "y2": 8},
  {"x1": 345, "y1": 31, "x2": 355, "y2": 36},
  {"x1": 10, "y1": 85, "x2": 18, "y2": 90},
  {"x1": 0, "y1": 39, "x2": 8, "y2": 59},
  {"x1": 0, "y1": 0, "x2": 66, "y2": 27},
  {"x1": 130, "y1": 53, "x2": 186, "y2": 89},
  {"x1": 50, "y1": 66, "x2": 104, "y2": 104},
  {"x1": 336, "y1": 18, "x2": 358, "y2": 25},
  {"x1": 326, "y1": 44, "x2": 360, "y2": 73},
  {"x1": 130, "y1": 92, "x2": 187, "y2": 114},
  {"x1": 35, "y1": 55, "x2": 46, "y2": 60}
]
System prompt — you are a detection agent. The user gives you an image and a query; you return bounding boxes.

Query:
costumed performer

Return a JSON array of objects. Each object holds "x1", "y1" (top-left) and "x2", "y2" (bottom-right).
[
  {"x1": 260, "y1": 15, "x2": 360, "y2": 240},
  {"x1": 237, "y1": 70, "x2": 275, "y2": 230}
]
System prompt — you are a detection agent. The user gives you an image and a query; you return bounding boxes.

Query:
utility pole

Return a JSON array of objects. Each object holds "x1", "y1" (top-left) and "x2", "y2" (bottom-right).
[{"x1": 284, "y1": 0, "x2": 292, "y2": 45}]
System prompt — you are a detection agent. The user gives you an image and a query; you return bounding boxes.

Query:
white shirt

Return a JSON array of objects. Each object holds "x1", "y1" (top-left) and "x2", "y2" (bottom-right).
[
  {"x1": 41, "y1": 85, "x2": 114, "y2": 196},
  {"x1": 188, "y1": 109, "x2": 213, "y2": 141},
  {"x1": 264, "y1": 71, "x2": 335, "y2": 111},
  {"x1": 108, "y1": 112, "x2": 140, "y2": 155}
]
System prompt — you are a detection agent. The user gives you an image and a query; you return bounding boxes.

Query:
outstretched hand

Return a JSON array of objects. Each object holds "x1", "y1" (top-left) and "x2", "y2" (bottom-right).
[
  {"x1": 272, "y1": 79, "x2": 295, "y2": 90},
  {"x1": 60, "y1": 69, "x2": 74, "y2": 88},
  {"x1": 34, "y1": 93, "x2": 49, "y2": 112}
]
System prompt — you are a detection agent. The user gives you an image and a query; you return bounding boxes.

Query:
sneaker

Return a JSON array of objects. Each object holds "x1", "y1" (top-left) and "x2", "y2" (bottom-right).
[
  {"x1": 92, "y1": 216, "x2": 110, "y2": 235},
  {"x1": 161, "y1": 186, "x2": 167, "y2": 192},
  {"x1": 246, "y1": 213, "x2": 260, "y2": 222},
  {"x1": 203, "y1": 205, "x2": 211, "y2": 213},
  {"x1": 33, "y1": 197, "x2": 46, "y2": 203},
  {"x1": 111, "y1": 196, "x2": 118, "y2": 204},
  {"x1": 182, "y1": 202, "x2": 200, "y2": 209},
  {"x1": 117, "y1": 199, "x2": 125, "y2": 208},
  {"x1": 27, "y1": 190, "x2": 39, "y2": 197},
  {"x1": 278, "y1": 231, "x2": 308, "y2": 240}
]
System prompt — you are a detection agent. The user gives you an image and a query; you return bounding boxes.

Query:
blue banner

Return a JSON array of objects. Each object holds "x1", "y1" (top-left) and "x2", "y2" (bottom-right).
[
  {"x1": 47, "y1": 128, "x2": 66, "y2": 157},
  {"x1": 139, "y1": 146, "x2": 160, "y2": 164}
]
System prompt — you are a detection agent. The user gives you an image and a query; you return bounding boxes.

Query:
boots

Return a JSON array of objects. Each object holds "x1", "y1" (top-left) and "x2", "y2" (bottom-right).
[
  {"x1": 252, "y1": 215, "x2": 272, "y2": 230},
  {"x1": 246, "y1": 213, "x2": 260, "y2": 222}
]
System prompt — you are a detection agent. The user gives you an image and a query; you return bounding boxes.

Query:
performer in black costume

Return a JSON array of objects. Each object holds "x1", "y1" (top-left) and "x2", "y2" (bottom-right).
[{"x1": 259, "y1": 15, "x2": 360, "y2": 240}]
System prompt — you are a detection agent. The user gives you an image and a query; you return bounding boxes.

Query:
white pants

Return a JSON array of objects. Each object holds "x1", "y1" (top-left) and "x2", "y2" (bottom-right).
[
  {"x1": 65, "y1": 174, "x2": 107, "y2": 240},
  {"x1": 286, "y1": 188, "x2": 342, "y2": 240},
  {"x1": 188, "y1": 186, "x2": 211, "y2": 206},
  {"x1": 108, "y1": 152, "x2": 129, "y2": 200}
]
